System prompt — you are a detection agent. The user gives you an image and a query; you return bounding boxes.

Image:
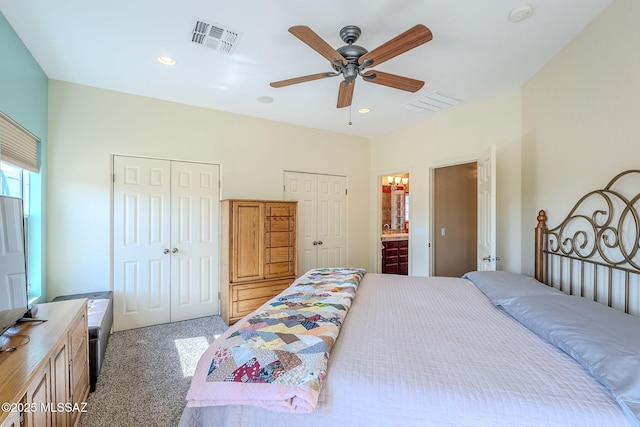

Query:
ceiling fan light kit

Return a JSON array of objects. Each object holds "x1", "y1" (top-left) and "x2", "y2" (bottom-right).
[{"x1": 270, "y1": 24, "x2": 433, "y2": 109}]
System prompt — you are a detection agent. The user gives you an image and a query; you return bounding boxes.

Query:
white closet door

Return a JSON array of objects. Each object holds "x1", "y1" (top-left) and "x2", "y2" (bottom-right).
[
  {"x1": 284, "y1": 172, "x2": 317, "y2": 276},
  {"x1": 316, "y1": 174, "x2": 347, "y2": 268},
  {"x1": 170, "y1": 161, "x2": 220, "y2": 322},
  {"x1": 284, "y1": 172, "x2": 347, "y2": 275},
  {"x1": 113, "y1": 156, "x2": 171, "y2": 331}
]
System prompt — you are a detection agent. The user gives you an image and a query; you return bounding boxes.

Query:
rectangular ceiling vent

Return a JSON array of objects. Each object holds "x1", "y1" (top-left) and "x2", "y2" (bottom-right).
[
  {"x1": 190, "y1": 19, "x2": 242, "y2": 55},
  {"x1": 404, "y1": 92, "x2": 463, "y2": 114}
]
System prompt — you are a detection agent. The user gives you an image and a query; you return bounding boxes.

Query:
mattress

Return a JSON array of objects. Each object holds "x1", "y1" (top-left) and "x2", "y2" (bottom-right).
[{"x1": 179, "y1": 274, "x2": 631, "y2": 426}]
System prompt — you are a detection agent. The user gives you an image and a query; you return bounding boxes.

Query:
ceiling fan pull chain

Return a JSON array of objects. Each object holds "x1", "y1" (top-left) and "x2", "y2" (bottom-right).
[{"x1": 348, "y1": 104, "x2": 352, "y2": 126}]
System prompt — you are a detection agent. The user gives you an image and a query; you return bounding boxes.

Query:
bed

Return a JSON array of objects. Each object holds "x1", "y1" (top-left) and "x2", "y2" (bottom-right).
[{"x1": 179, "y1": 170, "x2": 640, "y2": 427}]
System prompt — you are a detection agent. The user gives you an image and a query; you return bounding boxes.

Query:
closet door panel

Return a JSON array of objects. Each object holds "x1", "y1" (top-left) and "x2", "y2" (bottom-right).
[
  {"x1": 170, "y1": 161, "x2": 220, "y2": 322},
  {"x1": 284, "y1": 172, "x2": 317, "y2": 275},
  {"x1": 113, "y1": 156, "x2": 171, "y2": 331},
  {"x1": 285, "y1": 172, "x2": 347, "y2": 274}
]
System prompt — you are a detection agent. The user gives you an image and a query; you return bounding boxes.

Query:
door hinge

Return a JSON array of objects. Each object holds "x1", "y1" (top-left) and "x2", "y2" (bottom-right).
[
  {"x1": 345, "y1": 188, "x2": 348, "y2": 195},
  {"x1": 218, "y1": 292, "x2": 221, "y2": 301},
  {"x1": 112, "y1": 173, "x2": 115, "y2": 183}
]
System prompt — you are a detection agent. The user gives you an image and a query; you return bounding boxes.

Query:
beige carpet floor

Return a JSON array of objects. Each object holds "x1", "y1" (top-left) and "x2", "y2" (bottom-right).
[{"x1": 78, "y1": 316, "x2": 228, "y2": 427}]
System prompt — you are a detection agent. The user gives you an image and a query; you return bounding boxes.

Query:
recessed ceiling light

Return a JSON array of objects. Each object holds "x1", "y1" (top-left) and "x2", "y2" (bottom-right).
[
  {"x1": 157, "y1": 55, "x2": 176, "y2": 66},
  {"x1": 358, "y1": 108, "x2": 371, "y2": 114},
  {"x1": 509, "y1": 4, "x2": 534, "y2": 22},
  {"x1": 256, "y1": 96, "x2": 274, "y2": 104}
]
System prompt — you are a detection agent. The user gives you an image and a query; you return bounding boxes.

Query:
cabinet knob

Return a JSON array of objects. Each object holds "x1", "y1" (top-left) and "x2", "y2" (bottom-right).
[
  {"x1": 163, "y1": 248, "x2": 170, "y2": 254},
  {"x1": 318, "y1": 241, "x2": 323, "y2": 245},
  {"x1": 313, "y1": 241, "x2": 318, "y2": 246},
  {"x1": 172, "y1": 248, "x2": 179, "y2": 253}
]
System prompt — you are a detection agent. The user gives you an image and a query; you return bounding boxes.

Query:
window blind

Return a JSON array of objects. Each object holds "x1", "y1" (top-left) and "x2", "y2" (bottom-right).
[{"x1": 0, "y1": 112, "x2": 40, "y2": 173}]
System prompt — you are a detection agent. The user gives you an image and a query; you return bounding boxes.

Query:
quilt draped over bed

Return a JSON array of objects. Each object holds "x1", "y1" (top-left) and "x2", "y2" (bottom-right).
[{"x1": 185, "y1": 267, "x2": 365, "y2": 413}]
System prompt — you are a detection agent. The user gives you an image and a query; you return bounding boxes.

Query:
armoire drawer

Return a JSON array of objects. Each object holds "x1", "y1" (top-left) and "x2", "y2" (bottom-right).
[{"x1": 231, "y1": 279, "x2": 293, "y2": 318}]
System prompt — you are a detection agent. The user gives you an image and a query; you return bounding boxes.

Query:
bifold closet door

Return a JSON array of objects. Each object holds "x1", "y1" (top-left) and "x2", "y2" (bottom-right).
[
  {"x1": 283, "y1": 171, "x2": 347, "y2": 276},
  {"x1": 113, "y1": 156, "x2": 219, "y2": 331}
]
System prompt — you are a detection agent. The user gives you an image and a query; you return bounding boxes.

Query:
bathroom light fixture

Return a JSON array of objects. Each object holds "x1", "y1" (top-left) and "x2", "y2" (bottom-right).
[
  {"x1": 157, "y1": 55, "x2": 176, "y2": 66},
  {"x1": 402, "y1": 177, "x2": 408, "y2": 185},
  {"x1": 394, "y1": 177, "x2": 401, "y2": 185},
  {"x1": 387, "y1": 176, "x2": 394, "y2": 184}
]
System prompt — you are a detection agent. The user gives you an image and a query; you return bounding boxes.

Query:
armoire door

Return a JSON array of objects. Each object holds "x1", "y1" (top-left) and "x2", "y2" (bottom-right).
[
  {"x1": 284, "y1": 171, "x2": 347, "y2": 275},
  {"x1": 113, "y1": 156, "x2": 219, "y2": 331}
]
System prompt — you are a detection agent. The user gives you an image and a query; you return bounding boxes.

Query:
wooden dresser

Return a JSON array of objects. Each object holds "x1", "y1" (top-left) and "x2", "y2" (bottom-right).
[
  {"x1": 221, "y1": 199, "x2": 297, "y2": 325},
  {"x1": 0, "y1": 299, "x2": 89, "y2": 427}
]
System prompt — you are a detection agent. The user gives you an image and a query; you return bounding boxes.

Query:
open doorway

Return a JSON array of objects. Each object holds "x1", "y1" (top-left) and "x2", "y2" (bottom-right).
[
  {"x1": 380, "y1": 173, "x2": 410, "y2": 275},
  {"x1": 432, "y1": 163, "x2": 477, "y2": 277}
]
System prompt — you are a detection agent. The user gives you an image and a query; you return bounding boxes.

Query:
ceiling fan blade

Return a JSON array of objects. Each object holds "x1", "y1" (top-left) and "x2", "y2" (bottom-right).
[
  {"x1": 359, "y1": 24, "x2": 432, "y2": 68},
  {"x1": 362, "y1": 71, "x2": 424, "y2": 92},
  {"x1": 337, "y1": 80, "x2": 355, "y2": 108},
  {"x1": 289, "y1": 26, "x2": 347, "y2": 67},
  {"x1": 270, "y1": 72, "x2": 337, "y2": 88}
]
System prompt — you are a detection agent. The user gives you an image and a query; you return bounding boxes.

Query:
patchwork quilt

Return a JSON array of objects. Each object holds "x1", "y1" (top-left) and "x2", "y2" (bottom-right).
[{"x1": 186, "y1": 267, "x2": 366, "y2": 413}]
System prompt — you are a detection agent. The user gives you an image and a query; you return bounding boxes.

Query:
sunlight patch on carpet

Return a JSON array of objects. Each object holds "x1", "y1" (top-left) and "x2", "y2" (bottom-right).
[{"x1": 174, "y1": 336, "x2": 211, "y2": 377}]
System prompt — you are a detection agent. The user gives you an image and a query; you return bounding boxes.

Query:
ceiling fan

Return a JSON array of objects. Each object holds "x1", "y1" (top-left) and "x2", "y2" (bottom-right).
[{"x1": 270, "y1": 24, "x2": 433, "y2": 108}]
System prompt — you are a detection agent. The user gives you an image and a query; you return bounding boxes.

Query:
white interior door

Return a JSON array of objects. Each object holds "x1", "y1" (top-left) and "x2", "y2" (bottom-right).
[
  {"x1": 477, "y1": 144, "x2": 497, "y2": 271},
  {"x1": 316, "y1": 174, "x2": 347, "y2": 268},
  {"x1": 284, "y1": 171, "x2": 347, "y2": 275},
  {"x1": 113, "y1": 156, "x2": 171, "y2": 331},
  {"x1": 284, "y1": 172, "x2": 317, "y2": 275},
  {"x1": 170, "y1": 161, "x2": 220, "y2": 322}
]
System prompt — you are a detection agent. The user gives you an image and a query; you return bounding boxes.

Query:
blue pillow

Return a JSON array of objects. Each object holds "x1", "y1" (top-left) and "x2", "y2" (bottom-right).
[
  {"x1": 501, "y1": 294, "x2": 640, "y2": 427},
  {"x1": 463, "y1": 270, "x2": 562, "y2": 305}
]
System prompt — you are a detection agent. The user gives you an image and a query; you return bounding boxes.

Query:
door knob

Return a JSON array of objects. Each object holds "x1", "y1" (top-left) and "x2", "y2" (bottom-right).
[
  {"x1": 163, "y1": 248, "x2": 170, "y2": 254},
  {"x1": 172, "y1": 248, "x2": 179, "y2": 253}
]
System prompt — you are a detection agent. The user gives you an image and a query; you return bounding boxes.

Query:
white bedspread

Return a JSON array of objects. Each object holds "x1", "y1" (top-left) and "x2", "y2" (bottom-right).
[{"x1": 179, "y1": 274, "x2": 631, "y2": 426}]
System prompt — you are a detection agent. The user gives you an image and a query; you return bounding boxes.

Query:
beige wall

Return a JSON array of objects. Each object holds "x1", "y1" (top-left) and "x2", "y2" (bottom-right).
[
  {"x1": 372, "y1": 0, "x2": 640, "y2": 277},
  {"x1": 47, "y1": 81, "x2": 371, "y2": 299},
  {"x1": 371, "y1": 90, "x2": 523, "y2": 275},
  {"x1": 46, "y1": 0, "x2": 640, "y2": 297},
  {"x1": 521, "y1": 0, "x2": 640, "y2": 273}
]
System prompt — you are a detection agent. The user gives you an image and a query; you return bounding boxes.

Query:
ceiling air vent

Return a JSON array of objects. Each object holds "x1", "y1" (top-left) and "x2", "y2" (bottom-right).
[
  {"x1": 190, "y1": 19, "x2": 242, "y2": 54},
  {"x1": 404, "y1": 92, "x2": 462, "y2": 114}
]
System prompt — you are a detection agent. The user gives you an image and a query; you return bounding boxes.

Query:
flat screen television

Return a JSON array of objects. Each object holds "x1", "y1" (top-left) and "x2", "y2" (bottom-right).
[{"x1": 0, "y1": 195, "x2": 28, "y2": 337}]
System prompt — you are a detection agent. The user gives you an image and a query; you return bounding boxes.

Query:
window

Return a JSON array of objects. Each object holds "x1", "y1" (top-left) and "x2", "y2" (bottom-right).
[
  {"x1": 0, "y1": 161, "x2": 31, "y2": 297},
  {"x1": 0, "y1": 161, "x2": 29, "y2": 217}
]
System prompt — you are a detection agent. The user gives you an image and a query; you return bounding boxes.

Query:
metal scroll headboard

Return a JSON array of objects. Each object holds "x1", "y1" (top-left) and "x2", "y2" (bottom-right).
[{"x1": 535, "y1": 170, "x2": 640, "y2": 315}]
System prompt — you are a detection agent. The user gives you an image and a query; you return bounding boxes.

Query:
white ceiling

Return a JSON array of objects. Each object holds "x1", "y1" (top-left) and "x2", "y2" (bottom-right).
[{"x1": 0, "y1": 0, "x2": 613, "y2": 138}]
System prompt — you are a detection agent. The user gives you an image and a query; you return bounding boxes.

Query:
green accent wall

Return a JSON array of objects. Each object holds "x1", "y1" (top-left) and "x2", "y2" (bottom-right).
[{"x1": 0, "y1": 12, "x2": 48, "y2": 302}]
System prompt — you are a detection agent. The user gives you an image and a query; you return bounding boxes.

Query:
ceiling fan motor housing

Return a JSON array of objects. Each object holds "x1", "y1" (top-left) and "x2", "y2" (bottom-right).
[{"x1": 334, "y1": 26, "x2": 368, "y2": 82}]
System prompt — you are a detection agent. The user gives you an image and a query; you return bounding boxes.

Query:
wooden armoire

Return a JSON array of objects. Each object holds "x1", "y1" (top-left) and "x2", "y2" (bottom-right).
[{"x1": 220, "y1": 199, "x2": 297, "y2": 325}]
